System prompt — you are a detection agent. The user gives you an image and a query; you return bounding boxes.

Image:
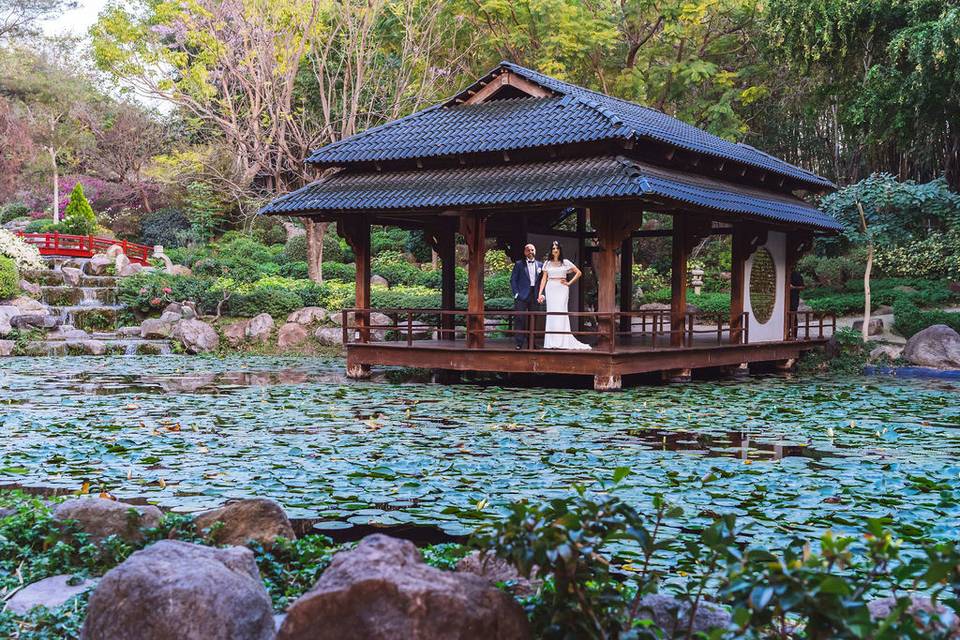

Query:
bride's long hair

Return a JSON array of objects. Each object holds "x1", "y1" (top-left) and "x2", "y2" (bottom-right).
[{"x1": 547, "y1": 241, "x2": 564, "y2": 263}]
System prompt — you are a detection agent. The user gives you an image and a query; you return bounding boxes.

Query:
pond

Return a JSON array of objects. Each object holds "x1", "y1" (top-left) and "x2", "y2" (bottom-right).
[{"x1": 1, "y1": 356, "x2": 959, "y2": 556}]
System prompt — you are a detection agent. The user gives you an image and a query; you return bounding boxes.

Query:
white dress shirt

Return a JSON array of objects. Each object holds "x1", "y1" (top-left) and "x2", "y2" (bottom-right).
[{"x1": 526, "y1": 260, "x2": 537, "y2": 287}]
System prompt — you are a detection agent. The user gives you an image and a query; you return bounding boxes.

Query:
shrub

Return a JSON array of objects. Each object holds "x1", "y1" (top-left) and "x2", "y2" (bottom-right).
[
  {"x1": 484, "y1": 272, "x2": 512, "y2": 299},
  {"x1": 874, "y1": 233, "x2": 960, "y2": 280},
  {"x1": 631, "y1": 264, "x2": 667, "y2": 296},
  {"x1": 371, "y1": 252, "x2": 424, "y2": 287},
  {"x1": 405, "y1": 230, "x2": 432, "y2": 262},
  {"x1": 0, "y1": 256, "x2": 18, "y2": 300},
  {"x1": 60, "y1": 183, "x2": 98, "y2": 236},
  {"x1": 23, "y1": 218, "x2": 57, "y2": 233},
  {"x1": 279, "y1": 261, "x2": 309, "y2": 279},
  {"x1": 228, "y1": 287, "x2": 303, "y2": 317},
  {"x1": 800, "y1": 255, "x2": 863, "y2": 290},
  {"x1": 251, "y1": 216, "x2": 288, "y2": 246},
  {"x1": 284, "y1": 235, "x2": 308, "y2": 262},
  {"x1": 0, "y1": 229, "x2": 45, "y2": 271},
  {"x1": 140, "y1": 208, "x2": 191, "y2": 249},
  {"x1": 322, "y1": 261, "x2": 356, "y2": 283},
  {"x1": 0, "y1": 202, "x2": 29, "y2": 223},
  {"x1": 892, "y1": 298, "x2": 960, "y2": 338},
  {"x1": 371, "y1": 227, "x2": 410, "y2": 256},
  {"x1": 117, "y1": 272, "x2": 221, "y2": 315},
  {"x1": 322, "y1": 230, "x2": 344, "y2": 262},
  {"x1": 484, "y1": 249, "x2": 512, "y2": 274}
]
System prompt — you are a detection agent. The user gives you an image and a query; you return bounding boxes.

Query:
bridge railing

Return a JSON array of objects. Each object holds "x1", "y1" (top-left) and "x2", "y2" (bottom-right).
[{"x1": 15, "y1": 232, "x2": 152, "y2": 265}]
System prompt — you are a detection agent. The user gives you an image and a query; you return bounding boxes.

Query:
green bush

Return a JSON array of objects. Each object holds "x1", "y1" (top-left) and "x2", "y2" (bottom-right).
[
  {"x1": 60, "y1": 183, "x2": 98, "y2": 236},
  {"x1": 0, "y1": 202, "x2": 29, "y2": 223},
  {"x1": 228, "y1": 287, "x2": 303, "y2": 317},
  {"x1": 279, "y1": 261, "x2": 309, "y2": 279},
  {"x1": 251, "y1": 216, "x2": 287, "y2": 246},
  {"x1": 892, "y1": 298, "x2": 960, "y2": 338},
  {"x1": 322, "y1": 230, "x2": 344, "y2": 262},
  {"x1": 0, "y1": 255, "x2": 18, "y2": 300},
  {"x1": 24, "y1": 218, "x2": 58, "y2": 233},
  {"x1": 803, "y1": 278, "x2": 959, "y2": 315},
  {"x1": 284, "y1": 235, "x2": 308, "y2": 262},
  {"x1": 117, "y1": 272, "x2": 221, "y2": 315},
  {"x1": 797, "y1": 254, "x2": 864, "y2": 290},
  {"x1": 322, "y1": 261, "x2": 356, "y2": 282},
  {"x1": 140, "y1": 208, "x2": 192, "y2": 249},
  {"x1": 371, "y1": 253, "x2": 425, "y2": 288},
  {"x1": 371, "y1": 227, "x2": 410, "y2": 256},
  {"x1": 405, "y1": 230, "x2": 432, "y2": 262},
  {"x1": 874, "y1": 232, "x2": 960, "y2": 280},
  {"x1": 484, "y1": 272, "x2": 512, "y2": 299}
]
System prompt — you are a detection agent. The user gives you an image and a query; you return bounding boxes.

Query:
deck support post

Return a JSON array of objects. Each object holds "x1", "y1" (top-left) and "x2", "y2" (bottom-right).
[
  {"x1": 593, "y1": 374, "x2": 621, "y2": 391},
  {"x1": 619, "y1": 237, "x2": 633, "y2": 335},
  {"x1": 591, "y1": 207, "x2": 639, "y2": 350},
  {"x1": 460, "y1": 212, "x2": 486, "y2": 348},
  {"x1": 662, "y1": 368, "x2": 692, "y2": 383},
  {"x1": 340, "y1": 214, "x2": 371, "y2": 377},
  {"x1": 670, "y1": 218, "x2": 689, "y2": 347},
  {"x1": 429, "y1": 223, "x2": 457, "y2": 341}
]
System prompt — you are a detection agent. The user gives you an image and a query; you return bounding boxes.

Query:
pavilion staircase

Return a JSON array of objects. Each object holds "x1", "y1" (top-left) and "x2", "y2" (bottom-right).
[{"x1": 17, "y1": 259, "x2": 172, "y2": 355}]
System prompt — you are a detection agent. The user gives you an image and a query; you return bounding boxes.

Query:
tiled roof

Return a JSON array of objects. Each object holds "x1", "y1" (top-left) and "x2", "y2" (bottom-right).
[
  {"x1": 262, "y1": 156, "x2": 843, "y2": 231},
  {"x1": 305, "y1": 62, "x2": 834, "y2": 191}
]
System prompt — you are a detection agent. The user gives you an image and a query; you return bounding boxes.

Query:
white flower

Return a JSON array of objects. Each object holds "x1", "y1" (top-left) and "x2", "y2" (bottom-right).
[{"x1": 0, "y1": 230, "x2": 46, "y2": 271}]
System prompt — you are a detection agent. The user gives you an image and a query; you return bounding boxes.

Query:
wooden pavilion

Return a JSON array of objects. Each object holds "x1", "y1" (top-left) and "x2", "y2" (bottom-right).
[{"x1": 262, "y1": 62, "x2": 842, "y2": 390}]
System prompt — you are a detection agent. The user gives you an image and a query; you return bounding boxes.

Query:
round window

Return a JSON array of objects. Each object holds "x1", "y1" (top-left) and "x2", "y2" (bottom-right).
[{"x1": 749, "y1": 247, "x2": 777, "y2": 324}]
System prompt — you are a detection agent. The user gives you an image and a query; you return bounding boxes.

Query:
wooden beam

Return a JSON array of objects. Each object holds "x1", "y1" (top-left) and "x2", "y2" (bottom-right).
[
  {"x1": 460, "y1": 212, "x2": 487, "y2": 348},
  {"x1": 729, "y1": 226, "x2": 749, "y2": 344},
  {"x1": 591, "y1": 207, "x2": 641, "y2": 349},
  {"x1": 338, "y1": 214, "x2": 371, "y2": 378},
  {"x1": 783, "y1": 231, "x2": 814, "y2": 340},
  {"x1": 438, "y1": 224, "x2": 457, "y2": 340},
  {"x1": 620, "y1": 237, "x2": 633, "y2": 334},
  {"x1": 462, "y1": 70, "x2": 552, "y2": 105},
  {"x1": 671, "y1": 217, "x2": 689, "y2": 347}
]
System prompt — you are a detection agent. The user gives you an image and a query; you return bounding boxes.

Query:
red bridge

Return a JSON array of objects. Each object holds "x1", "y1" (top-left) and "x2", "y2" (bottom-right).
[{"x1": 16, "y1": 232, "x2": 152, "y2": 266}]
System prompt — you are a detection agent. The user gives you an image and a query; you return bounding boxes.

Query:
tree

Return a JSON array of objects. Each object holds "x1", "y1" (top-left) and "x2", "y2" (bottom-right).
[
  {"x1": 60, "y1": 181, "x2": 97, "y2": 234},
  {"x1": 0, "y1": 0, "x2": 76, "y2": 40}
]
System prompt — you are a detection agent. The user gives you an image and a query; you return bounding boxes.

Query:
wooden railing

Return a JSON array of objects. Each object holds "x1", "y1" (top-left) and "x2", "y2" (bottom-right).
[
  {"x1": 340, "y1": 308, "x2": 757, "y2": 352},
  {"x1": 15, "y1": 232, "x2": 152, "y2": 265},
  {"x1": 787, "y1": 311, "x2": 837, "y2": 340}
]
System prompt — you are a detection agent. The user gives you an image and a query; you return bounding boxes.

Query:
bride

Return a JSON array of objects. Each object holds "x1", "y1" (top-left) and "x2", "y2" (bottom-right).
[{"x1": 537, "y1": 241, "x2": 592, "y2": 350}]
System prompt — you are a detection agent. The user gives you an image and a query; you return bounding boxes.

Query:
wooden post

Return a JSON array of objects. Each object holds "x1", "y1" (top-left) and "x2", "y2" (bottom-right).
[
  {"x1": 591, "y1": 207, "x2": 639, "y2": 351},
  {"x1": 437, "y1": 224, "x2": 456, "y2": 341},
  {"x1": 460, "y1": 212, "x2": 486, "y2": 348},
  {"x1": 619, "y1": 237, "x2": 633, "y2": 336},
  {"x1": 729, "y1": 227, "x2": 748, "y2": 344},
  {"x1": 784, "y1": 231, "x2": 813, "y2": 341},
  {"x1": 339, "y1": 215, "x2": 371, "y2": 378},
  {"x1": 670, "y1": 217, "x2": 688, "y2": 348},
  {"x1": 576, "y1": 209, "x2": 587, "y2": 333}
]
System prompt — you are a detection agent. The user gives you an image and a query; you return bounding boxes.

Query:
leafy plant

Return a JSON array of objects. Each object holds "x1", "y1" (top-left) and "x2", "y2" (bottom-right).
[
  {"x1": 59, "y1": 183, "x2": 98, "y2": 236},
  {"x1": 0, "y1": 255, "x2": 18, "y2": 300}
]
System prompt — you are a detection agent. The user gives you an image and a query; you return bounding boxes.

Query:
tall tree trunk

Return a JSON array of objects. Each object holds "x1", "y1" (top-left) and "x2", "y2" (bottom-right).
[
  {"x1": 305, "y1": 218, "x2": 326, "y2": 283},
  {"x1": 49, "y1": 146, "x2": 59, "y2": 223}
]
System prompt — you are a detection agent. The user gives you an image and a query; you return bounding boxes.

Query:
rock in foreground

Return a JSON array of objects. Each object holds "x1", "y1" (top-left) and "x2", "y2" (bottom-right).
[
  {"x1": 902, "y1": 324, "x2": 960, "y2": 369},
  {"x1": 277, "y1": 534, "x2": 529, "y2": 640},
  {"x1": 53, "y1": 497, "x2": 162, "y2": 543},
  {"x1": 173, "y1": 319, "x2": 220, "y2": 354},
  {"x1": 5, "y1": 574, "x2": 98, "y2": 615},
  {"x1": 193, "y1": 498, "x2": 295, "y2": 547},
  {"x1": 81, "y1": 541, "x2": 274, "y2": 640},
  {"x1": 634, "y1": 594, "x2": 731, "y2": 636}
]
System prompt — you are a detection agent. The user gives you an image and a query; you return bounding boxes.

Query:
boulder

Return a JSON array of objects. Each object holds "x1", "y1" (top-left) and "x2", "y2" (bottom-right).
[
  {"x1": 87, "y1": 254, "x2": 113, "y2": 276},
  {"x1": 117, "y1": 325, "x2": 141, "y2": 337},
  {"x1": 868, "y1": 595, "x2": 959, "y2": 637},
  {"x1": 852, "y1": 317, "x2": 884, "y2": 336},
  {"x1": 5, "y1": 574, "x2": 99, "y2": 615},
  {"x1": 158, "y1": 310, "x2": 183, "y2": 323},
  {"x1": 371, "y1": 274, "x2": 389, "y2": 288},
  {"x1": 140, "y1": 318, "x2": 173, "y2": 339},
  {"x1": 61, "y1": 267, "x2": 82, "y2": 286},
  {"x1": 105, "y1": 244, "x2": 125, "y2": 260},
  {"x1": 53, "y1": 497, "x2": 162, "y2": 543},
  {"x1": 82, "y1": 340, "x2": 107, "y2": 355},
  {"x1": 181, "y1": 305, "x2": 198, "y2": 320},
  {"x1": 19, "y1": 279, "x2": 41, "y2": 297},
  {"x1": 163, "y1": 302, "x2": 183, "y2": 315},
  {"x1": 869, "y1": 345, "x2": 903, "y2": 362},
  {"x1": 11, "y1": 314, "x2": 58, "y2": 329},
  {"x1": 287, "y1": 307, "x2": 328, "y2": 326},
  {"x1": 0, "y1": 339, "x2": 13, "y2": 356},
  {"x1": 314, "y1": 327, "x2": 343, "y2": 346},
  {"x1": 172, "y1": 319, "x2": 220, "y2": 354},
  {"x1": 114, "y1": 253, "x2": 131, "y2": 274},
  {"x1": 633, "y1": 594, "x2": 732, "y2": 637},
  {"x1": 455, "y1": 550, "x2": 540, "y2": 597},
  {"x1": 10, "y1": 295, "x2": 47, "y2": 314},
  {"x1": 0, "y1": 305, "x2": 16, "y2": 335},
  {"x1": 328, "y1": 311, "x2": 353, "y2": 327},
  {"x1": 49, "y1": 328, "x2": 91, "y2": 341},
  {"x1": 902, "y1": 324, "x2": 960, "y2": 369},
  {"x1": 875, "y1": 304, "x2": 894, "y2": 316},
  {"x1": 277, "y1": 322, "x2": 309, "y2": 351},
  {"x1": 223, "y1": 320, "x2": 250, "y2": 347},
  {"x1": 169, "y1": 264, "x2": 192, "y2": 277},
  {"x1": 193, "y1": 498, "x2": 295, "y2": 547},
  {"x1": 118, "y1": 262, "x2": 143, "y2": 277},
  {"x1": 276, "y1": 534, "x2": 529, "y2": 640},
  {"x1": 245, "y1": 313, "x2": 275, "y2": 342},
  {"x1": 80, "y1": 540, "x2": 275, "y2": 640}
]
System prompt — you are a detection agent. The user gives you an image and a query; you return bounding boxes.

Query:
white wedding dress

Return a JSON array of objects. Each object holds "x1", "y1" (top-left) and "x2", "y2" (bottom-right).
[{"x1": 542, "y1": 259, "x2": 591, "y2": 350}]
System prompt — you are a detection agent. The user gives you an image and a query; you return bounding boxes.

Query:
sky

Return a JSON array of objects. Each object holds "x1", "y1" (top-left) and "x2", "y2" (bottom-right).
[{"x1": 42, "y1": 0, "x2": 109, "y2": 38}]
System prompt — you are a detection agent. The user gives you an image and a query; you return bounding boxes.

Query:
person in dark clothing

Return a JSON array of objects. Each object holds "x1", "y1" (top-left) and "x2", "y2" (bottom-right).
[{"x1": 509, "y1": 243, "x2": 542, "y2": 349}]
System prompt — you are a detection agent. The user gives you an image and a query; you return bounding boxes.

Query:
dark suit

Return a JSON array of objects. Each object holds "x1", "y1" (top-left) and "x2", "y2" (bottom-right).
[{"x1": 511, "y1": 259, "x2": 542, "y2": 347}]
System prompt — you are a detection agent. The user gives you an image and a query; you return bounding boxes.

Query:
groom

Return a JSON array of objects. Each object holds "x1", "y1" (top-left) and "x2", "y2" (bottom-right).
[{"x1": 510, "y1": 243, "x2": 542, "y2": 349}]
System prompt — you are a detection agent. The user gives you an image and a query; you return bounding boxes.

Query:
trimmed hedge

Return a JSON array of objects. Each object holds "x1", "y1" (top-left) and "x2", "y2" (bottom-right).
[
  {"x1": 892, "y1": 298, "x2": 960, "y2": 338},
  {"x1": 0, "y1": 255, "x2": 18, "y2": 300}
]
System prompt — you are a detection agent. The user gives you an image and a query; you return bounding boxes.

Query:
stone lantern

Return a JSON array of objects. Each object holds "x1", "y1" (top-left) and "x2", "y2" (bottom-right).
[{"x1": 690, "y1": 265, "x2": 705, "y2": 295}]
